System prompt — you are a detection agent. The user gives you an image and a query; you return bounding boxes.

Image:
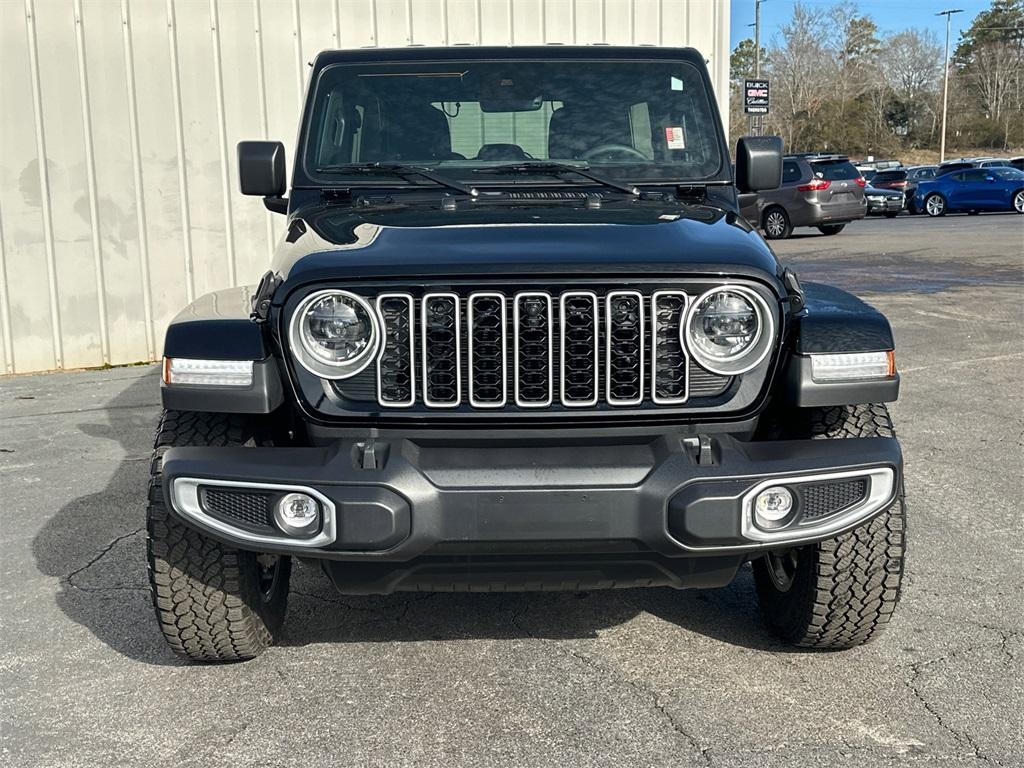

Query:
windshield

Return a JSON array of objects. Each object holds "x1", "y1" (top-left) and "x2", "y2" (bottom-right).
[{"x1": 301, "y1": 58, "x2": 723, "y2": 185}]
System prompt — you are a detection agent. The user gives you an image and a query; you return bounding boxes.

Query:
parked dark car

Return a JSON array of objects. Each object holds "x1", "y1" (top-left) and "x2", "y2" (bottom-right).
[
  {"x1": 1011, "y1": 156, "x2": 1024, "y2": 171},
  {"x1": 151, "y1": 46, "x2": 905, "y2": 663},
  {"x1": 873, "y1": 166, "x2": 938, "y2": 214},
  {"x1": 864, "y1": 185, "x2": 904, "y2": 217},
  {"x1": 936, "y1": 160, "x2": 977, "y2": 176},
  {"x1": 755, "y1": 154, "x2": 867, "y2": 239},
  {"x1": 915, "y1": 167, "x2": 1024, "y2": 216}
]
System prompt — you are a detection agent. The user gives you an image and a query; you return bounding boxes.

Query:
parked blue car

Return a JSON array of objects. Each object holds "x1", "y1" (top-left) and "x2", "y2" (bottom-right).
[{"x1": 914, "y1": 167, "x2": 1024, "y2": 216}]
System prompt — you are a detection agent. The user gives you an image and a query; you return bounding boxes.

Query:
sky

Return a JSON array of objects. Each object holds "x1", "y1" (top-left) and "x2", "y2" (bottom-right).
[{"x1": 729, "y1": 0, "x2": 993, "y2": 50}]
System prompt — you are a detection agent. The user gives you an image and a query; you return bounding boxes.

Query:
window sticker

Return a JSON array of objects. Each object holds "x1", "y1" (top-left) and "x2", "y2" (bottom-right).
[
  {"x1": 665, "y1": 126, "x2": 686, "y2": 150},
  {"x1": 670, "y1": 76, "x2": 684, "y2": 91}
]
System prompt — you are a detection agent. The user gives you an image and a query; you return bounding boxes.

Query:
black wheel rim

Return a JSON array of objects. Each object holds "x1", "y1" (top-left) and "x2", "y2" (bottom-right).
[
  {"x1": 256, "y1": 553, "x2": 281, "y2": 601},
  {"x1": 765, "y1": 549, "x2": 799, "y2": 592}
]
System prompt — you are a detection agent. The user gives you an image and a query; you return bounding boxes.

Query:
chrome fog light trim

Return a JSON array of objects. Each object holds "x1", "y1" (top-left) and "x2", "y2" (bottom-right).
[
  {"x1": 170, "y1": 478, "x2": 336, "y2": 548},
  {"x1": 741, "y1": 468, "x2": 895, "y2": 544}
]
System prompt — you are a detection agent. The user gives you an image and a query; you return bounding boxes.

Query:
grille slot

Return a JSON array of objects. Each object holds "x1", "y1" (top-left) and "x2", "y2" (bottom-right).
[
  {"x1": 421, "y1": 293, "x2": 461, "y2": 407},
  {"x1": 605, "y1": 291, "x2": 644, "y2": 406},
  {"x1": 559, "y1": 291, "x2": 599, "y2": 407},
  {"x1": 651, "y1": 291, "x2": 689, "y2": 405},
  {"x1": 200, "y1": 488, "x2": 273, "y2": 530},
  {"x1": 514, "y1": 293, "x2": 554, "y2": 407},
  {"x1": 801, "y1": 478, "x2": 869, "y2": 520},
  {"x1": 468, "y1": 293, "x2": 508, "y2": 408},
  {"x1": 376, "y1": 293, "x2": 415, "y2": 407}
]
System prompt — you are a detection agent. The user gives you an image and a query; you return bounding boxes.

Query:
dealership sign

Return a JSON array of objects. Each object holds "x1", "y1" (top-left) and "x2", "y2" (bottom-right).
[{"x1": 744, "y1": 79, "x2": 770, "y2": 115}]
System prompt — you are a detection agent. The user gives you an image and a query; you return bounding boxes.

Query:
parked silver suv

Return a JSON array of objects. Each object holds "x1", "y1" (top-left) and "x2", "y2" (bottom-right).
[{"x1": 750, "y1": 154, "x2": 867, "y2": 239}]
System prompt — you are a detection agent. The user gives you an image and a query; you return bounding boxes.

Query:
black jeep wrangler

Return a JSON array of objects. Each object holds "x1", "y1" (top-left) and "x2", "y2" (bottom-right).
[{"x1": 150, "y1": 46, "x2": 904, "y2": 662}]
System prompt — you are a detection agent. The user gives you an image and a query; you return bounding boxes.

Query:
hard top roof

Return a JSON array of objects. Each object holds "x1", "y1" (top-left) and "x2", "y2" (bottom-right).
[{"x1": 309, "y1": 45, "x2": 707, "y2": 71}]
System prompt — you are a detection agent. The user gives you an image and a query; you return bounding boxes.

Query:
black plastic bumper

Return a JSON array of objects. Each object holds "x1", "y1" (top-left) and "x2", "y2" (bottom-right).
[{"x1": 161, "y1": 432, "x2": 902, "y2": 593}]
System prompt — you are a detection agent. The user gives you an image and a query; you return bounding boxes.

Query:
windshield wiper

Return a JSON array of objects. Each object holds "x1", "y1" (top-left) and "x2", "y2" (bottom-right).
[
  {"x1": 315, "y1": 162, "x2": 478, "y2": 197},
  {"x1": 474, "y1": 162, "x2": 641, "y2": 197}
]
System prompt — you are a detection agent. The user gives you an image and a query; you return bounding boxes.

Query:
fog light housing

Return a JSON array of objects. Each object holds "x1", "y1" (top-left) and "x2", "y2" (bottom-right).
[
  {"x1": 273, "y1": 492, "x2": 321, "y2": 536},
  {"x1": 754, "y1": 486, "x2": 794, "y2": 529}
]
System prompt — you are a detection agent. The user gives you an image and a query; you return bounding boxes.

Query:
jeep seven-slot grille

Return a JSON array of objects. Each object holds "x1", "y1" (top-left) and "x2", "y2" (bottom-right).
[{"x1": 363, "y1": 290, "x2": 731, "y2": 411}]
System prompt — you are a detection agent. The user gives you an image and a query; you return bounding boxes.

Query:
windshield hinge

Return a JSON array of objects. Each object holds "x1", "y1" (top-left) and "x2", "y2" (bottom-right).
[
  {"x1": 783, "y1": 268, "x2": 806, "y2": 315},
  {"x1": 250, "y1": 270, "x2": 282, "y2": 324}
]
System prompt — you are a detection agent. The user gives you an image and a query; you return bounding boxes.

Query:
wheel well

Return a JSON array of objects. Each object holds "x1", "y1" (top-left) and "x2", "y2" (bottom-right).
[{"x1": 762, "y1": 204, "x2": 787, "y2": 225}]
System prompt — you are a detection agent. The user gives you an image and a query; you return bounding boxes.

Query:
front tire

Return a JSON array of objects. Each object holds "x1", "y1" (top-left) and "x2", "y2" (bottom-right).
[
  {"x1": 753, "y1": 404, "x2": 906, "y2": 649},
  {"x1": 925, "y1": 193, "x2": 946, "y2": 217},
  {"x1": 763, "y1": 207, "x2": 792, "y2": 240},
  {"x1": 147, "y1": 410, "x2": 291, "y2": 662},
  {"x1": 817, "y1": 223, "x2": 846, "y2": 235},
  {"x1": 1013, "y1": 189, "x2": 1024, "y2": 213}
]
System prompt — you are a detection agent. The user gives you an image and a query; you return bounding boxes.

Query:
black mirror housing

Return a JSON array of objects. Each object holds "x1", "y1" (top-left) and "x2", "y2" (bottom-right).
[
  {"x1": 238, "y1": 141, "x2": 286, "y2": 197},
  {"x1": 736, "y1": 136, "x2": 783, "y2": 193}
]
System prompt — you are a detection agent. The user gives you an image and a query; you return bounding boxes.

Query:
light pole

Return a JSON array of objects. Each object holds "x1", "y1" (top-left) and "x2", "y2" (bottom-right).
[
  {"x1": 937, "y1": 9, "x2": 963, "y2": 162},
  {"x1": 746, "y1": 0, "x2": 767, "y2": 136}
]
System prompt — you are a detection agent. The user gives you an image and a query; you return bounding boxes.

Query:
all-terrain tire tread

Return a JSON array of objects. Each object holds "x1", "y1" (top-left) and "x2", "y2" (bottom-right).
[
  {"x1": 146, "y1": 410, "x2": 288, "y2": 662},
  {"x1": 753, "y1": 404, "x2": 906, "y2": 650}
]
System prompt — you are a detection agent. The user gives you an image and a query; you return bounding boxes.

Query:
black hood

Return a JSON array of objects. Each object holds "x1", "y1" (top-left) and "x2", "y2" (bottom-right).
[{"x1": 272, "y1": 197, "x2": 782, "y2": 291}]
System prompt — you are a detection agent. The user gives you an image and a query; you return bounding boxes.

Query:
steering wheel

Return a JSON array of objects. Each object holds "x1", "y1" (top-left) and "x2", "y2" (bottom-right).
[{"x1": 582, "y1": 144, "x2": 649, "y2": 162}]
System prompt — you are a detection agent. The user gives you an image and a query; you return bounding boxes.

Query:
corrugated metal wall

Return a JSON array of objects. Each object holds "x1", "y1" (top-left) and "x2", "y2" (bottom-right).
[{"x1": 0, "y1": 0, "x2": 729, "y2": 374}]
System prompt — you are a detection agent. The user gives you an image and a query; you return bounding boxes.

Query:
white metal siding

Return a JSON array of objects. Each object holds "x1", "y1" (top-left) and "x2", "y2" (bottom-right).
[{"x1": 0, "y1": 0, "x2": 729, "y2": 374}]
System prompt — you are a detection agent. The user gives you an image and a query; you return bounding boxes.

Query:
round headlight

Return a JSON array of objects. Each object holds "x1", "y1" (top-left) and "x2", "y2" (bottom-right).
[
  {"x1": 289, "y1": 290, "x2": 380, "y2": 379},
  {"x1": 683, "y1": 286, "x2": 774, "y2": 375}
]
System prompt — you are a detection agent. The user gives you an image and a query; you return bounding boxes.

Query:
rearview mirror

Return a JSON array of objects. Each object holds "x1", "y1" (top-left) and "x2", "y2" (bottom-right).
[
  {"x1": 735, "y1": 136, "x2": 783, "y2": 193},
  {"x1": 238, "y1": 140, "x2": 286, "y2": 198}
]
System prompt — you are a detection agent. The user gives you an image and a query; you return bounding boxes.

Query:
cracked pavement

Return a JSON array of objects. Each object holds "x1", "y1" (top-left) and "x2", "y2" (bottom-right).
[{"x1": 1, "y1": 213, "x2": 1022, "y2": 767}]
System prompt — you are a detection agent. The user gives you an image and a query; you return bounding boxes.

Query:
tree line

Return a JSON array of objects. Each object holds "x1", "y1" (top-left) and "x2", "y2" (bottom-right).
[{"x1": 729, "y1": 0, "x2": 1024, "y2": 156}]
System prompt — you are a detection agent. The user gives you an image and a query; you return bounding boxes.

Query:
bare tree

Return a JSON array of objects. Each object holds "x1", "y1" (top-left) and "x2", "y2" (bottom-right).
[
  {"x1": 881, "y1": 30, "x2": 943, "y2": 142},
  {"x1": 767, "y1": 3, "x2": 835, "y2": 149}
]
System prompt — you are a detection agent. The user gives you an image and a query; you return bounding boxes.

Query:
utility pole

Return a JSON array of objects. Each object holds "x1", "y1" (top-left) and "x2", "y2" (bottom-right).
[
  {"x1": 747, "y1": 0, "x2": 767, "y2": 136},
  {"x1": 937, "y1": 9, "x2": 963, "y2": 163},
  {"x1": 754, "y1": 0, "x2": 763, "y2": 79}
]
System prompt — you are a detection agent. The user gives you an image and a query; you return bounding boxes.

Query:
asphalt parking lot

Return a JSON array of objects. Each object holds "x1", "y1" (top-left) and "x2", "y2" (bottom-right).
[{"x1": 2, "y1": 212, "x2": 1022, "y2": 767}]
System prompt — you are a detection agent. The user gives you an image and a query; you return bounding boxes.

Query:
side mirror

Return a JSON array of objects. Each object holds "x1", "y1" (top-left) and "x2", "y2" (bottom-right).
[
  {"x1": 238, "y1": 141, "x2": 287, "y2": 212},
  {"x1": 735, "y1": 136, "x2": 783, "y2": 193}
]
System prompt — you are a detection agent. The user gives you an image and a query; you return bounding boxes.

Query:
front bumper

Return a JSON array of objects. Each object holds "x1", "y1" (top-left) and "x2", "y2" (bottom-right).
[
  {"x1": 162, "y1": 433, "x2": 902, "y2": 592},
  {"x1": 866, "y1": 196, "x2": 904, "y2": 214}
]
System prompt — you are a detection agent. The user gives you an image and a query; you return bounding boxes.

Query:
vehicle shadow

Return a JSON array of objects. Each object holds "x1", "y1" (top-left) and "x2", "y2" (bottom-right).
[
  {"x1": 282, "y1": 561, "x2": 782, "y2": 651},
  {"x1": 32, "y1": 371, "x2": 781, "y2": 666}
]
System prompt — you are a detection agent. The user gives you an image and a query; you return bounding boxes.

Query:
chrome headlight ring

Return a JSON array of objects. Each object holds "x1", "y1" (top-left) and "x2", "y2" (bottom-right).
[
  {"x1": 288, "y1": 289, "x2": 381, "y2": 380},
  {"x1": 682, "y1": 284, "x2": 775, "y2": 376}
]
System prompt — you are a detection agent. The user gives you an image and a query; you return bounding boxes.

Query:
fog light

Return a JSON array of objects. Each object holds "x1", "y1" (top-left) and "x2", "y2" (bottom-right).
[
  {"x1": 754, "y1": 486, "x2": 794, "y2": 528},
  {"x1": 273, "y1": 492, "x2": 320, "y2": 536}
]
